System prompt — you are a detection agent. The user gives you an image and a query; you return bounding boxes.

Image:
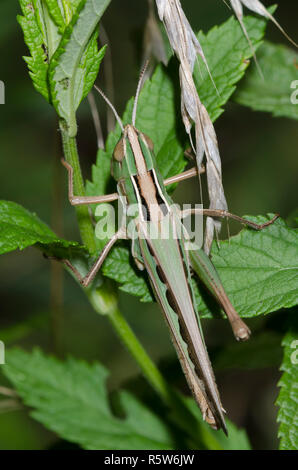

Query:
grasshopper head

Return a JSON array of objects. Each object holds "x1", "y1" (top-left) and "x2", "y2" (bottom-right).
[{"x1": 111, "y1": 124, "x2": 155, "y2": 182}]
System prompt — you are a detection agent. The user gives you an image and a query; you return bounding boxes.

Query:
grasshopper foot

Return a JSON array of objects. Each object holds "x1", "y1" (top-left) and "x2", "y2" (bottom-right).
[{"x1": 231, "y1": 318, "x2": 251, "y2": 342}]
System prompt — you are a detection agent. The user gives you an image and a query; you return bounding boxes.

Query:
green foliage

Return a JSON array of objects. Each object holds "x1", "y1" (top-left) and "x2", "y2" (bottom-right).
[
  {"x1": 103, "y1": 246, "x2": 151, "y2": 301},
  {"x1": 7, "y1": 1, "x2": 298, "y2": 451},
  {"x1": 30, "y1": 0, "x2": 61, "y2": 65},
  {"x1": 194, "y1": 8, "x2": 272, "y2": 121},
  {"x1": 2, "y1": 348, "x2": 252, "y2": 450},
  {"x1": 17, "y1": 0, "x2": 50, "y2": 101},
  {"x1": 81, "y1": 34, "x2": 106, "y2": 101},
  {"x1": 0, "y1": 200, "x2": 84, "y2": 259},
  {"x1": 43, "y1": 0, "x2": 66, "y2": 33},
  {"x1": 17, "y1": 0, "x2": 110, "y2": 136},
  {"x1": 196, "y1": 215, "x2": 298, "y2": 318},
  {"x1": 49, "y1": 0, "x2": 109, "y2": 136},
  {"x1": 277, "y1": 315, "x2": 298, "y2": 450},
  {"x1": 3, "y1": 348, "x2": 175, "y2": 450},
  {"x1": 235, "y1": 41, "x2": 298, "y2": 120}
]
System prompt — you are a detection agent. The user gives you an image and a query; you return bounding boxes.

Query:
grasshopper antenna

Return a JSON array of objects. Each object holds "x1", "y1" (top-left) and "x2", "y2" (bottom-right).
[
  {"x1": 94, "y1": 85, "x2": 124, "y2": 132},
  {"x1": 132, "y1": 60, "x2": 149, "y2": 126}
]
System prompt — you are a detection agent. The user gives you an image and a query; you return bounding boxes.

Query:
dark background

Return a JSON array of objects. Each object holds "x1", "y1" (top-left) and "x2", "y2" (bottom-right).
[{"x1": 0, "y1": 0, "x2": 297, "y2": 449}]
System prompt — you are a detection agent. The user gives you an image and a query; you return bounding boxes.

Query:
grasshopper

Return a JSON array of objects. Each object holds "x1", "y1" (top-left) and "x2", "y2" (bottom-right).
[{"x1": 58, "y1": 67, "x2": 278, "y2": 433}]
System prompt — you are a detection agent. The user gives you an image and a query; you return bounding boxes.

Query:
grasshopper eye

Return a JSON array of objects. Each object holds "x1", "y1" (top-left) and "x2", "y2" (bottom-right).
[
  {"x1": 113, "y1": 137, "x2": 125, "y2": 162},
  {"x1": 142, "y1": 133, "x2": 154, "y2": 151}
]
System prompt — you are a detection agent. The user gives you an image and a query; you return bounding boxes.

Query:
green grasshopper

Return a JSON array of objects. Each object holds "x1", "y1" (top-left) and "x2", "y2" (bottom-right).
[{"x1": 58, "y1": 68, "x2": 278, "y2": 433}]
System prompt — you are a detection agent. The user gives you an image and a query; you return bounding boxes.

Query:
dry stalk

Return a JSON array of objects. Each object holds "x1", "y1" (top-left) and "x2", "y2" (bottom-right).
[{"x1": 155, "y1": 0, "x2": 228, "y2": 253}]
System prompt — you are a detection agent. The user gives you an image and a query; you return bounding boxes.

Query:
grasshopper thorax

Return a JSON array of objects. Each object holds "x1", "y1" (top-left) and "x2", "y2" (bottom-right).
[{"x1": 112, "y1": 124, "x2": 171, "y2": 223}]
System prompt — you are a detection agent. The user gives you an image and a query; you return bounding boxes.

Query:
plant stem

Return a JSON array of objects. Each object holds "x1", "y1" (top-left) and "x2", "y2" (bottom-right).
[
  {"x1": 50, "y1": 121, "x2": 65, "y2": 356},
  {"x1": 59, "y1": 122, "x2": 96, "y2": 252},
  {"x1": 109, "y1": 306, "x2": 172, "y2": 402}
]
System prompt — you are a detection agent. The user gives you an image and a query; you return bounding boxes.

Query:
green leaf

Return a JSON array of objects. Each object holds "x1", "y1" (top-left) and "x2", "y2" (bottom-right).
[
  {"x1": 194, "y1": 8, "x2": 273, "y2": 122},
  {"x1": 17, "y1": 0, "x2": 50, "y2": 101},
  {"x1": 18, "y1": 0, "x2": 108, "y2": 112},
  {"x1": 49, "y1": 0, "x2": 110, "y2": 136},
  {"x1": 103, "y1": 246, "x2": 153, "y2": 302},
  {"x1": 0, "y1": 200, "x2": 83, "y2": 258},
  {"x1": 3, "y1": 348, "x2": 175, "y2": 450},
  {"x1": 81, "y1": 35, "x2": 106, "y2": 102},
  {"x1": 33, "y1": 0, "x2": 62, "y2": 60},
  {"x1": 69, "y1": 0, "x2": 83, "y2": 13},
  {"x1": 43, "y1": 0, "x2": 65, "y2": 33},
  {"x1": 234, "y1": 41, "x2": 298, "y2": 120},
  {"x1": 103, "y1": 216, "x2": 298, "y2": 318},
  {"x1": 277, "y1": 315, "x2": 298, "y2": 450},
  {"x1": 0, "y1": 200, "x2": 119, "y2": 314},
  {"x1": 197, "y1": 216, "x2": 298, "y2": 319}
]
